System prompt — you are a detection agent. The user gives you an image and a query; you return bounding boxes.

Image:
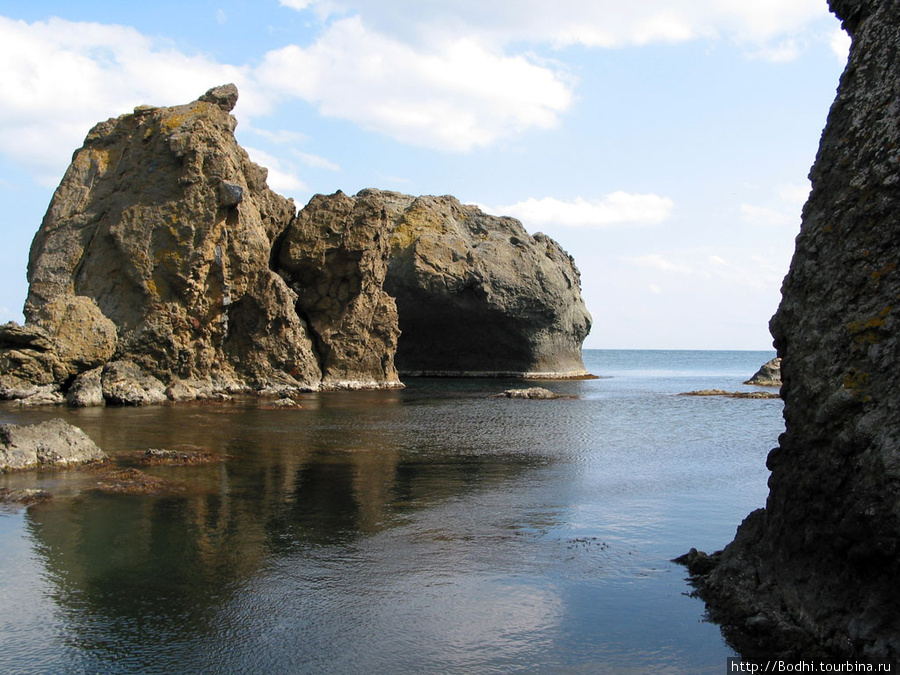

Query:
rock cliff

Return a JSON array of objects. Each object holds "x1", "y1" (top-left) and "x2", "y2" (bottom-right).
[
  {"x1": 0, "y1": 85, "x2": 590, "y2": 404},
  {"x1": 684, "y1": 0, "x2": 900, "y2": 662}
]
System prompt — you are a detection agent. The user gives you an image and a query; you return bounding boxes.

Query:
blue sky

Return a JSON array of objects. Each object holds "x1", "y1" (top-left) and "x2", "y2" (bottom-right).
[{"x1": 0, "y1": 1, "x2": 848, "y2": 349}]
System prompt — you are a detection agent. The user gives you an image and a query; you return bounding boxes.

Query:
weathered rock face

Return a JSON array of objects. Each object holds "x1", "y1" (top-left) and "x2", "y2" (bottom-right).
[
  {"x1": 381, "y1": 191, "x2": 591, "y2": 377},
  {"x1": 2, "y1": 85, "x2": 591, "y2": 404},
  {"x1": 0, "y1": 419, "x2": 106, "y2": 472},
  {"x1": 22, "y1": 84, "x2": 321, "y2": 396},
  {"x1": 277, "y1": 191, "x2": 401, "y2": 388},
  {"x1": 688, "y1": 0, "x2": 900, "y2": 661}
]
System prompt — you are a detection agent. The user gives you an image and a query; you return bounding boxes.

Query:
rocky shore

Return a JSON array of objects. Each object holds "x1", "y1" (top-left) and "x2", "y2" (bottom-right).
[
  {"x1": 0, "y1": 84, "x2": 591, "y2": 407},
  {"x1": 679, "y1": 0, "x2": 900, "y2": 663}
]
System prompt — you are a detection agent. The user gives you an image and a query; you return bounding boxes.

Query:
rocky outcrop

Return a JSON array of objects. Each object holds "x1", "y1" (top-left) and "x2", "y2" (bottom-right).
[
  {"x1": 744, "y1": 357, "x2": 782, "y2": 387},
  {"x1": 0, "y1": 419, "x2": 106, "y2": 472},
  {"x1": 684, "y1": 0, "x2": 900, "y2": 662},
  {"x1": 18, "y1": 83, "x2": 322, "y2": 401},
  {"x1": 382, "y1": 191, "x2": 591, "y2": 377},
  {"x1": 276, "y1": 190, "x2": 401, "y2": 388},
  {"x1": 1, "y1": 85, "x2": 591, "y2": 405},
  {"x1": 291, "y1": 189, "x2": 593, "y2": 379}
]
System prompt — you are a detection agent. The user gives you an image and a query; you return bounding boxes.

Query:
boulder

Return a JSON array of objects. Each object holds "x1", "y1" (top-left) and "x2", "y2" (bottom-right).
[
  {"x1": 381, "y1": 190, "x2": 592, "y2": 377},
  {"x1": 101, "y1": 360, "x2": 167, "y2": 406},
  {"x1": 66, "y1": 367, "x2": 104, "y2": 407},
  {"x1": 744, "y1": 357, "x2": 782, "y2": 386},
  {"x1": 685, "y1": 0, "x2": 900, "y2": 662},
  {"x1": 0, "y1": 419, "x2": 106, "y2": 471}
]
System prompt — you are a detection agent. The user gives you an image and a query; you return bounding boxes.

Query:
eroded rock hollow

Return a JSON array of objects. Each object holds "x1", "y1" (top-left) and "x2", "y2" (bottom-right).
[{"x1": 0, "y1": 85, "x2": 591, "y2": 404}]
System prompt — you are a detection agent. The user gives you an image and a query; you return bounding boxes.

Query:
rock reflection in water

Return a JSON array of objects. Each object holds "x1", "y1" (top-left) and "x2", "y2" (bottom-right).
[
  {"x1": 12, "y1": 387, "x2": 551, "y2": 672},
  {"x1": 0, "y1": 355, "x2": 781, "y2": 674}
]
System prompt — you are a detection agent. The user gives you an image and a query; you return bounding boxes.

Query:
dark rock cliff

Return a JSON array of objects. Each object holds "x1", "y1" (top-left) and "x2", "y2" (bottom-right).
[
  {"x1": 683, "y1": 0, "x2": 900, "y2": 662},
  {"x1": 0, "y1": 85, "x2": 591, "y2": 404}
]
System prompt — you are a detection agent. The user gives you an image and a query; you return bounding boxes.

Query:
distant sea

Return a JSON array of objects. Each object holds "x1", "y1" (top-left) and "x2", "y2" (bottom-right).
[{"x1": 0, "y1": 349, "x2": 782, "y2": 674}]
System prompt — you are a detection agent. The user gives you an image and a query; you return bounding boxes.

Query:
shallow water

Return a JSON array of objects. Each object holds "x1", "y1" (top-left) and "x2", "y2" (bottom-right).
[{"x1": 0, "y1": 349, "x2": 782, "y2": 674}]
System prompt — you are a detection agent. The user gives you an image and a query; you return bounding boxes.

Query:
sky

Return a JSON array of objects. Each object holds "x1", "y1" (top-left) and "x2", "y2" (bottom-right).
[{"x1": 0, "y1": 1, "x2": 850, "y2": 350}]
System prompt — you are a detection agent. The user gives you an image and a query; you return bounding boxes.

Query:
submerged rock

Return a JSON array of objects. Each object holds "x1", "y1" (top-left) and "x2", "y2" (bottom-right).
[
  {"x1": 0, "y1": 419, "x2": 106, "y2": 472},
  {"x1": 684, "y1": 0, "x2": 900, "y2": 662},
  {"x1": 743, "y1": 357, "x2": 782, "y2": 387},
  {"x1": 3, "y1": 85, "x2": 591, "y2": 404},
  {"x1": 90, "y1": 467, "x2": 184, "y2": 495},
  {"x1": 679, "y1": 389, "x2": 780, "y2": 399},
  {"x1": 0, "y1": 487, "x2": 52, "y2": 506}
]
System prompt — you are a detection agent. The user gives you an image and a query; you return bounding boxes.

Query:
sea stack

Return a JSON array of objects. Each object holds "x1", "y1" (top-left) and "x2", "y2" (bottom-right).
[
  {"x1": 0, "y1": 85, "x2": 591, "y2": 404},
  {"x1": 683, "y1": 0, "x2": 900, "y2": 661}
]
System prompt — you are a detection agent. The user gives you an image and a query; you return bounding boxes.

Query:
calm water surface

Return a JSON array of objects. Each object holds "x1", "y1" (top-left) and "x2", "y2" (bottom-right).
[{"x1": 0, "y1": 350, "x2": 782, "y2": 674}]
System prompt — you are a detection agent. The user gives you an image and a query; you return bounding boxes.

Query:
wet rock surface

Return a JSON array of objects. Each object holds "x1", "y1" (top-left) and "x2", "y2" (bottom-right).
[{"x1": 682, "y1": 0, "x2": 900, "y2": 663}]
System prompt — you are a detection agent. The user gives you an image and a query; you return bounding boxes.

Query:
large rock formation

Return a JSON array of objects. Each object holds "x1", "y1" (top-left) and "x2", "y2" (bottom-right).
[
  {"x1": 0, "y1": 85, "x2": 591, "y2": 404},
  {"x1": 21, "y1": 84, "x2": 321, "y2": 398},
  {"x1": 683, "y1": 0, "x2": 900, "y2": 662}
]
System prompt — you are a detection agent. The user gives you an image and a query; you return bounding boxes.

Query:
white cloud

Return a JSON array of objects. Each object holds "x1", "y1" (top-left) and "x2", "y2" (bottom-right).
[
  {"x1": 289, "y1": 0, "x2": 831, "y2": 53},
  {"x1": 242, "y1": 126, "x2": 309, "y2": 145},
  {"x1": 628, "y1": 254, "x2": 696, "y2": 275},
  {"x1": 493, "y1": 192, "x2": 674, "y2": 229},
  {"x1": 279, "y1": 0, "x2": 314, "y2": 10},
  {"x1": 0, "y1": 16, "x2": 260, "y2": 183},
  {"x1": 244, "y1": 146, "x2": 309, "y2": 196},
  {"x1": 741, "y1": 182, "x2": 809, "y2": 227},
  {"x1": 830, "y1": 27, "x2": 851, "y2": 61},
  {"x1": 740, "y1": 204, "x2": 796, "y2": 227},
  {"x1": 626, "y1": 247, "x2": 791, "y2": 292},
  {"x1": 294, "y1": 151, "x2": 341, "y2": 171},
  {"x1": 256, "y1": 16, "x2": 573, "y2": 151},
  {"x1": 777, "y1": 183, "x2": 811, "y2": 206}
]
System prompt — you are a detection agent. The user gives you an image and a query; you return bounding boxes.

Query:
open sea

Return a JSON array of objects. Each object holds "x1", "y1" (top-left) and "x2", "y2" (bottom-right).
[{"x1": 0, "y1": 349, "x2": 782, "y2": 674}]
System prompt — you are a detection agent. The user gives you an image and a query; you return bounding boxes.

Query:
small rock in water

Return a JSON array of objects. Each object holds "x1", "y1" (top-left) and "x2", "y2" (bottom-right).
[
  {"x1": 137, "y1": 448, "x2": 222, "y2": 465},
  {"x1": 499, "y1": 387, "x2": 560, "y2": 399}
]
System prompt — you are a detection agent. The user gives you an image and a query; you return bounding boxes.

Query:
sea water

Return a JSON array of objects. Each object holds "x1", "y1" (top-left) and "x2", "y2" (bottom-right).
[{"x1": 0, "y1": 350, "x2": 782, "y2": 674}]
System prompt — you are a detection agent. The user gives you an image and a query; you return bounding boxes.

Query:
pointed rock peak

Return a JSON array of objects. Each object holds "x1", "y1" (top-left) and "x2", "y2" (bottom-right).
[{"x1": 199, "y1": 83, "x2": 239, "y2": 112}]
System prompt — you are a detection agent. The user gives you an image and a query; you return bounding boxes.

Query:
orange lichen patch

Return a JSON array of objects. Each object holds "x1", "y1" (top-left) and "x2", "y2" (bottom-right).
[
  {"x1": 160, "y1": 102, "x2": 212, "y2": 134},
  {"x1": 843, "y1": 369, "x2": 872, "y2": 402},
  {"x1": 870, "y1": 262, "x2": 897, "y2": 282},
  {"x1": 72, "y1": 146, "x2": 120, "y2": 177},
  {"x1": 846, "y1": 306, "x2": 892, "y2": 345}
]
